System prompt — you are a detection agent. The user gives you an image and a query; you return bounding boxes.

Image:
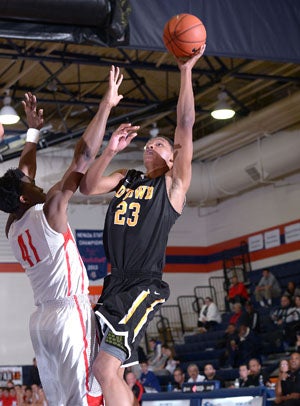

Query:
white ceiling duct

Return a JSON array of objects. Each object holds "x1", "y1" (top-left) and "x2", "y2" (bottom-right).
[
  {"x1": 188, "y1": 127, "x2": 300, "y2": 206},
  {"x1": 1, "y1": 119, "x2": 300, "y2": 207},
  {"x1": 68, "y1": 126, "x2": 300, "y2": 206},
  {"x1": 193, "y1": 90, "x2": 300, "y2": 162}
]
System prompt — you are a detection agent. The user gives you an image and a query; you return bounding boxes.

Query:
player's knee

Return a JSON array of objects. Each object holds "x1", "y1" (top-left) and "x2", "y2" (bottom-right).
[
  {"x1": 92, "y1": 359, "x2": 103, "y2": 382},
  {"x1": 92, "y1": 357, "x2": 117, "y2": 387}
]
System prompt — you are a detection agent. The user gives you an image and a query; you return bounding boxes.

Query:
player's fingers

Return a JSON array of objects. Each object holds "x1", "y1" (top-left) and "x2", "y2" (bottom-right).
[
  {"x1": 126, "y1": 133, "x2": 138, "y2": 143},
  {"x1": 117, "y1": 122, "x2": 133, "y2": 131},
  {"x1": 116, "y1": 73, "x2": 123, "y2": 87}
]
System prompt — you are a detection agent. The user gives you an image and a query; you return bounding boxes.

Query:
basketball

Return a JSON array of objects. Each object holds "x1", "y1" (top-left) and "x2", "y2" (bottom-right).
[{"x1": 163, "y1": 14, "x2": 206, "y2": 58}]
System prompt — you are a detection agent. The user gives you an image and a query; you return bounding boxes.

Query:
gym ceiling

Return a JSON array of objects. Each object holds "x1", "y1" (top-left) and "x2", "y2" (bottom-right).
[{"x1": 0, "y1": 0, "x2": 299, "y2": 163}]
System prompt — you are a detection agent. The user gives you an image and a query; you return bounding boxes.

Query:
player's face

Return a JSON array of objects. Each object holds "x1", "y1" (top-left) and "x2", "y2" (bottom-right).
[
  {"x1": 143, "y1": 137, "x2": 173, "y2": 168},
  {"x1": 20, "y1": 176, "x2": 46, "y2": 205}
]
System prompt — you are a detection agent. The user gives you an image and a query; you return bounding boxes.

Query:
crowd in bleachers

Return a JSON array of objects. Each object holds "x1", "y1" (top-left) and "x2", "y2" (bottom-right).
[
  {"x1": 0, "y1": 382, "x2": 47, "y2": 406},
  {"x1": 2, "y1": 268, "x2": 300, "y2": 405},
  {"x1": 0, "y1": 358, "x2": 47, "y2": 406},
  {"x1": 122, "y1": 268, "x2": 300, "y2": 405}
]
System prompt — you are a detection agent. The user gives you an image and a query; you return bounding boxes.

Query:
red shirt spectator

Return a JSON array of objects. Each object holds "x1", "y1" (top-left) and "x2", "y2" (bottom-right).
[
  {"x1": 229, "y1": 303, "x2": 249, "y2": 327},
  {"x1": 125, "y1": 371, "x2": 145, "y2": 404},
  {"x1": 228, "y1": 276, "x2": 249, "y2": 305}
]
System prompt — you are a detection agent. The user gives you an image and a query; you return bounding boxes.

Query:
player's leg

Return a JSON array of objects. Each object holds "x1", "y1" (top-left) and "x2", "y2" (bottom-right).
[
  {"x1": 30, "y1": 307, "x2": 65, "y2": 406},
  {"x1": 59, "y1": 297, "x2": 103, "y2": 406},
  {"x1": 93, "y1": 349, "x2": 136, "y2": 406},
  {"x1": 85, "y1": 303, "x2": 103, "y2": 406}
]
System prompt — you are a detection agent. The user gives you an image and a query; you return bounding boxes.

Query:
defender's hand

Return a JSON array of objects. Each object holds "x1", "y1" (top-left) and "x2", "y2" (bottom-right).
[{"x1": 22, "y1": 92, "x2": 44, "y2": 130}]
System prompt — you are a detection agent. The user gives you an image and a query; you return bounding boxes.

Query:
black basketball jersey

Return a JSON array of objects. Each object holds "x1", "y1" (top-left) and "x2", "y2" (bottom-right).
[{"x1": 103, "y1": 170, "x2": 180, "y2": 277}]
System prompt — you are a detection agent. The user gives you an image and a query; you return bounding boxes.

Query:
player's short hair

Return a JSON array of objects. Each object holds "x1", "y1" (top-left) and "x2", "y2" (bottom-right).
[
  {"x1": 146, "y1": 136, "x2": 174, "y2": 150},
  {"x1": 0, "y1": 168, "x2": 25, "y2": 213},
  {"x1": 159, "y1": 136, "x2": 174, "y2": 149}
]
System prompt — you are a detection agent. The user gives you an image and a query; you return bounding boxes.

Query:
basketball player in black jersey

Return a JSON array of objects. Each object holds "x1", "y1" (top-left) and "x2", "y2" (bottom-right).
[{"x1": 80, "y1": 44, "x2": 206, "y2": 406}]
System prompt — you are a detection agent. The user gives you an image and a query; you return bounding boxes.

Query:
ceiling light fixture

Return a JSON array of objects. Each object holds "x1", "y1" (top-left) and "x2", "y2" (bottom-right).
[
  {"x1": 149, "y1": 122, "x2": 159, "y2": 137},
  {"x1": 211, "y1": 91, "x2": 235, "y2": 120},
  {"x1": 0, "y1": 90, "x2": 20, "y2": 125}
]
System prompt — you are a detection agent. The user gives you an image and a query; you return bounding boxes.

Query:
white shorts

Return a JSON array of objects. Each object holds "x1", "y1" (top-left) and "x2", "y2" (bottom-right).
[{"x1": 30, "y1": 295, "x2": 102, "y2": 406}]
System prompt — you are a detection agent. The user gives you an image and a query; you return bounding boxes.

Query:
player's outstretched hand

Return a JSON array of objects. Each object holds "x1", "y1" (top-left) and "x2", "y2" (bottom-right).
[
  {"x1": 107, "y1": 123, "x2": 140, "y2": 154},
  {"x1": 102, "y1": 65, "x2": 124, "y2": 108},
  {"x1": 177, "y1": 44, "x2": 206, "y2": 71},
  {"x1": 22, "y1": 92, "x2": 44, "y2": 130}
]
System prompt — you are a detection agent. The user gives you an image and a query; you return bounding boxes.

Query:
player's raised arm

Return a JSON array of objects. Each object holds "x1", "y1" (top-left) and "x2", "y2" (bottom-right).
[
  {"x1": 18, "y1": 92, "x2": 44, "y2": 179},
  {"x1": 168, "y1": 45, "x2": 205, "y2": 212},
  {"x1": 44, "y1": 65, "x2": 124, "y2": 232},
  {"x1": 80, "y1": 122, "x2": 139, "y2": 196}
]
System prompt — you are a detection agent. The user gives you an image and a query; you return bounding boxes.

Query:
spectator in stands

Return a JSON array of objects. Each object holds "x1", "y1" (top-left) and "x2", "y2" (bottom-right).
[
  {"x1": 149, "y1": 344, "x2": 179, "y2": 376},
  {"x1": 160, "y1": 345, "x2": 180, "y2": 375},
  {"x1": 283, "y1": 282, "x2": 300, "y2": 305},
  {"x1": 14, "y1": 385, "x2": 23, "y2": 406},
  {"x1": 6, "y1": 380, "x2": 14, "y2": 388},
  {"x1": 227, "y1": 276, "x2": 249, "y2": 310},
  {"x1": 247, "y1": 358, "x2": 270, "y2": 387},
  {"x1": 147, "y1": 338, "x2": 162, "y2": 369},
  {"x1": 295, "y1": 331, "x2": 300, "y2": 352},
  {"x1": 270, "y1": 294, "x2": 297, "y2": 346},
  {"x1": 27, "y1": 357, "x2": 41, "y2": 387},
  {"x1": 275, "y1": 359, "x2": 290, "y2": 400},
  {"x1": 292, "y1": 296, "x2": 300, "y2": 331},
  {"x1": 274, "y1": 352, "x2": 300, "y2": 405},
  {"x1": 1, "y1": 388, "x2": 11, "y2": 406},
  {"x1": 125, "y1": 370, "x2": 145, "y2": 405},
  {"x1": 173, "y1": 367, "x2": 186, "y2": 391},
  {"x1": 8, "y1": 387, "x2": 17, "y2": 406},
  {"x1": 148, "y1": 344, "x2": 169, "y2": 374},
  {"x1": 203, "y1": 363, "x2": 224, "y2": 387},
  {"x1": 23, "y1": 386, "x2": 34, "y2": 405},
  {"x1": 31, "y1": 383, "x2": 40, "y2": 403},
  {"x1": 236, "y1": 324, "x2": 261, "y2": 366},
  {"x1": 186, "y1": 363, "x2": 205, "y2": 383},
  {"x1": 198, "y1": 296, "x2": 222, "y2": 332},
  {"x1": 229, "y1": 303, "x2": 250, "y2": 328},
  {"x1": 294, "y1": 295, "x2": 300, "y2": 316},
  {"x1": 138, "y1": 346, "x2": 148, "y2": 363},
  {"x1": 238, "y1": 364, "x2": 250, "y2": 387},
  {"x1": 36, "y1": 387, "x2": 48, "y2": 406},
  {"x1": 219, "y1": 323, "x2": 239, "y2": 367},
  {"x1": 227, "y1": 337, "x2": 239, "y2": 368},
  {"x1": 129, "y1": 345, "x2": 148, "y2": 380},
  {"x1": 245, "y1": 301, "x2": 261, "y2": 333},
  {"x1": 254, "y1": 269, "x2": 281, "y2": 307},
  {"x1": 140, "y1": 361, "x2": 161, "y2": 392}
]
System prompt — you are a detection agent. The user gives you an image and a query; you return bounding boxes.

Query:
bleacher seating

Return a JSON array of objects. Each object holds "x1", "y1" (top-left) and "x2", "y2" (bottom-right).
[
  {"x1": 184, "y1": 329, "x2": 225, "y2": 345},
  {"x1": 249, "y1": 260, "x2": 300, "y2": 295},
  {"x1": 175, "y1": 349, "x2": 225, "y2": 363},
  {"x1": 145, "y1": 260, "x2": 300, "y2": 392}
]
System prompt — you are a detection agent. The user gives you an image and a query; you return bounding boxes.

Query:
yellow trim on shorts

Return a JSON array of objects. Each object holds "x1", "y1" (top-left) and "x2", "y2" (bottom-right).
[
  {"x1": 119, "y1": 289, "x2": 150, "y2": 324},
  {"x1": 133, "y1": 298, "x2": 165, "y2": 340}
]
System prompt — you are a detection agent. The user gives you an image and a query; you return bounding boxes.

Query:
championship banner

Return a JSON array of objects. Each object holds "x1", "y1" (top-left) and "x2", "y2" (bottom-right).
[
  {"x1": 0, "y1": 366, "x2": 22, "y2": 385},
  {"x1": 75, "y1": 229, "x2": 107, "y2": 281}
]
